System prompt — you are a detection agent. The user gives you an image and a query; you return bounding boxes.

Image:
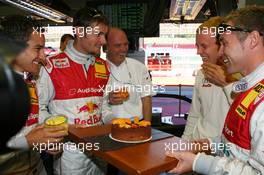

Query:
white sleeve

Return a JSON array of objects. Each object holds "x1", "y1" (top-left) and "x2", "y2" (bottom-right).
[
  {"x1": 6, "y1": 134, "x2": 29, "y2": 150},
  {"x1": 194, "y1": 102, "x2": 264, "y2": 175},
  {"x1": 139, "y1": 64, "x2": 156, "y2": 97},
  {"x1": 101, "y1": 78, "x2": 115, "y2": 124},
  {"x1": 181, "y1": 73, "x2": 202, "y2": 140},
  {"x1": 36, "y1": 67, "x2": 55, "y2": 123}
]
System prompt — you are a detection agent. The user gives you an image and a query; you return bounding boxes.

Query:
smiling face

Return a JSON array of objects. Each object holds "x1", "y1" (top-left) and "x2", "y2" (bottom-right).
[
  {"x1": 74, "y1": 22, "x2": 108, "y2": 56},
  {"x1": 219, "y1": 22, "x2": 250, "y2": 75},
  {"x1": 196, "y1": 32, "x2": 223, "y2": 64},
  {"x1": 14, "y1": 32, "x2": 45, "y2": 75},
  {"x1": 106, "y1": 28, "x2": 129, "y2": 66}
]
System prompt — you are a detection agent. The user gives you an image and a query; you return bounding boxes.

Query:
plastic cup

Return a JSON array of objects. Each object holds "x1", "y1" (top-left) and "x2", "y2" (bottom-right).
[
  {"x1": 119, "y1": 87, "x2": 129, "y2": 101},
  {"x1": 44, "y1": 115, "x2": 68, "y2": 134}
]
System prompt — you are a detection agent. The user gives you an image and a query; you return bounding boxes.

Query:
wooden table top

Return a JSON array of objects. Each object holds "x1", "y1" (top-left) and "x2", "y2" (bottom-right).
[{"x1": 69, "y1": 124, "x2": 179, "y2": 175}]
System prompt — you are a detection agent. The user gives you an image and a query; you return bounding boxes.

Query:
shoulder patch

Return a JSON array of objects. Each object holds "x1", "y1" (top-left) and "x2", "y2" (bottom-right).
[
  {"x1": 52, "y1": 57, "x2": 70, "y2": 68},
  {"x1": 202, "y1": 78, "x2": 212, "y2": 87},
  {"x1": 242, "y1": 83, "x2": 264, "y2": 108},
  {"x1": 254, "y1": 89, "x2": 264, "y2": 105},
  {"x1": 95, "y1": 57, "x2": 107, "y2": 74}
]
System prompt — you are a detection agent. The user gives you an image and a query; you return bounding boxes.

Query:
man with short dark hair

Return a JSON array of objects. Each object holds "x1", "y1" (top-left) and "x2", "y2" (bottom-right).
[
  {"x1": 0, "y1": 15, "x2": 67, "y2": 175},
  {"x1": 38, "y1": 7, "x2": 110, "y2": 174},
  {"x1": 167, "y1": 6, "x2": 264, "y2": 174},
  {"x1": 60, "y1": 34, "x2": 74, "y2": 51}
]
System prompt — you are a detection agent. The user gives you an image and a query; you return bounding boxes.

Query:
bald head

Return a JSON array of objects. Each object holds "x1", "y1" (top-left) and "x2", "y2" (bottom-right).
[
  {"x1": 107, "y1": 27, "x2": 127, "y2": 42},
  {"x1": 106, "y1": 27, "x2": 129, "y2": 66}
]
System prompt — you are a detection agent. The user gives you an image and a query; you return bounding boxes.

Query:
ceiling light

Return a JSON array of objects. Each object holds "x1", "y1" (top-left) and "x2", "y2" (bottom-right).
[
  {"x1": 170, "y1": 0, "x2": 207, "y2": 20},
  {"x1": 1, "y1": 0, "x2": 73, "y2": 23}
]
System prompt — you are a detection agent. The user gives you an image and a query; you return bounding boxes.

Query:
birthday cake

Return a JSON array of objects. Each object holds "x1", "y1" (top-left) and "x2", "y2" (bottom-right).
[{"x1": 111, "y1": 117, "x2": 151, "y2": 142}]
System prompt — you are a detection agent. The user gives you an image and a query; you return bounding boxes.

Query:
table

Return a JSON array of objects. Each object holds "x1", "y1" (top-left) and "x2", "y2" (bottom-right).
[{"x1": 69, "y1": 124, "x2": 180, "y2": 175}]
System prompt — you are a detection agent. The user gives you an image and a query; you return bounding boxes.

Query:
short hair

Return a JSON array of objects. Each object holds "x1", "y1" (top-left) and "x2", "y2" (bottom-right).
[
  {"x1": 60, "y1": 34, "x2": 74, "y2": 43},
  {"x1": 73, "y1": 7, "x2": 108, "y2": 27},
  {"x1": 197, "y1": 16, "x2": 224, "y2": 45},
  {"x1": 198, "y1": 16, "x2": 224, "y2": 32},
  {"x1": 224, "y1": 6, "x2": 264, "y2": 43},
  {"x1": 0, "y1": 15, "x2": 42, "y2": 43}
]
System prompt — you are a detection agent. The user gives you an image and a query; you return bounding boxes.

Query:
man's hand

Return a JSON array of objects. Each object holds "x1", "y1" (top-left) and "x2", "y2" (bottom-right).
[
  {"x1": 108, "y1": 91, "x2": 124, "y2": 105},
  {"x1": 201, "y1": 62, "x2": 228, "y2": 87},
  {"x1": 26, "y1": 124, "x2": 67, "y2": 148},
  {"x1": 166, "y1": 151, "x2": 196, "y2": 174},
  {"x1": 190, "y1": 139, "x2": 211, "y2": 154}
]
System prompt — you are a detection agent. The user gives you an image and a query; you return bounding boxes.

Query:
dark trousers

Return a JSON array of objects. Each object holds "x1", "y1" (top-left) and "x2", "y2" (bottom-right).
[{"x1": 40, "y1": 152, "x2": 54, "y2": 175}]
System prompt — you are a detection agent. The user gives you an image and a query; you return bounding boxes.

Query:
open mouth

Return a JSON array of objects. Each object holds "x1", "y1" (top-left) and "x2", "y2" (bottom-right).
[
  {"x1": 223, "y1": 57, "x2": 230, "y2": 64},
  {"x1": 33, "y1": 59, "x2": 46, "y2": 66},
  {"x1": 201, "y1": 57, "x2": 208, "y2": 62},
  {"x1": 119, "y1": 53, "x2": 126, "y2": 57}
]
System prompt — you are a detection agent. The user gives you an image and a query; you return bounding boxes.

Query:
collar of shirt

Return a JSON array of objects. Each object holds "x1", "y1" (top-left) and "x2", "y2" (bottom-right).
[
  {"x1": 64, "y1": 40, "x2": 95, "y2": 66},
  {"x1": 238, "y1": 62, "x2": 264, "y2": 91},
  {"x1": 107, "y1": 59, "x2": 126, "y2": 70},
  {"x1": 107, "y1": 59, "x2": 132, "y2": 84}
]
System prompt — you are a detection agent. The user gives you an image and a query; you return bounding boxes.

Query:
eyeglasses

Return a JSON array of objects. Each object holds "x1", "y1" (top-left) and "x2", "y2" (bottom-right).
[
  {"x1": 217, "y1": 23, "x2": 263, "y2": 41},
  {"x1": 86, "y1": 8, "x2": 104, "y2": 19}
]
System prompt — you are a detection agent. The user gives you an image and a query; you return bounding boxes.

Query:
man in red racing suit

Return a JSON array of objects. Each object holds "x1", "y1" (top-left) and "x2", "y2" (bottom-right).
[{"x1": 37, "y1": 7, "x2": 110, "y2": 175}]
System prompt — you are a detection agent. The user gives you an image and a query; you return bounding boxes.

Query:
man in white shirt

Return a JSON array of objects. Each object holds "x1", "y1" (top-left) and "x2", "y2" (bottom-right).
[
  {"x1": 102, "y1": 27, "x2": 155, "y2": 123},
  {"x1": 182, "y1": 16, "x2": 237, "y2": 140}
]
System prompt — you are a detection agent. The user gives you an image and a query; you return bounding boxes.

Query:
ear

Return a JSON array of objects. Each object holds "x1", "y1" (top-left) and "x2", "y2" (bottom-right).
[{"x1": 248, "y1": 31, "x2": 262, "y2": 49}]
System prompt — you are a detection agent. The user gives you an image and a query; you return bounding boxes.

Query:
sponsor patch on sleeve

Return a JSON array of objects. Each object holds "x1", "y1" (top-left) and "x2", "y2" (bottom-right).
[
  {"x1": 241, "y1": 83, "x2": 264, "y2": 108},
  {"x1": 235, "y1": 105, "x2": 247, "y2": 119},
  {"x1": 52, "y1": 58, "x2": 70, "y2": 68},
  {"x1": 95, "y1": 62, "x2": 106, "y2": 74},
  {"x1": 95, "y1": 73, "x2": 108, "y2": 79}
]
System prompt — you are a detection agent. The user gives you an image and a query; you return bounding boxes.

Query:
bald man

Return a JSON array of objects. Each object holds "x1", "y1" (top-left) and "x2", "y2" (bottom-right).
[{"x1": 102, "y1": 27, "x2": 155, "y2": 123}]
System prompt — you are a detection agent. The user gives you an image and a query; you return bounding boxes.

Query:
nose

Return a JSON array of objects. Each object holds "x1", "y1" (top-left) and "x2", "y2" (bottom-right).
[
  {"x1": 121, "y1": 44, "x2": 128, "y2": 53},
  {"x1": 99, "y1": 35, "x2": 107, "y2": 45},
  {"x1": 196, "y1": 46, "x2": 203, "y2": 56},
  {"x1": 218, "y1": 44, "x2": 224, "y2": 56},
  {"x1": 38, "y1": 48, "x2": 47, "y2": 65}
]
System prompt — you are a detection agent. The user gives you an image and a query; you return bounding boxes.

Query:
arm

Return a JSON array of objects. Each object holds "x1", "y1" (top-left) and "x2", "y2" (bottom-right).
[
  {"x1": 194, "y1": 102, "x2": 264, "y2": 175},
  {"x1": 202, "y1": 62, "x2": 237, "y2": 105},
  {"x1": 36, "y1": 66, "x2": 55, "y2": 123},
  {"x1": 141, "y1": 96, "x2": 152, "y2": 121},
  {"x1": 7, "y1": 124, "x2": 68, "y2": 150},
  {"x1": 201, "y1": 62, "x2": 228, "y2": 87},
  {"x1": 25, "y1": 124, "x2": 67, "y2": 148},
  {"x1": 181, "y1": 71, "x2": 202, "y2": 140},
  {"x1": 102, "y1": 87, "x2": 115, "y2": 124},
  {"x1": 138, "y1": 63, "x2": 155, "y2": 121}
]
